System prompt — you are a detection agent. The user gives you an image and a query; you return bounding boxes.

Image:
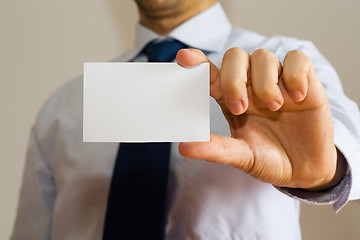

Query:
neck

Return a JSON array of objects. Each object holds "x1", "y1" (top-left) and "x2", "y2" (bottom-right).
[{"x1": 138, "y1": 1, "x2": 216, "y2": 35}]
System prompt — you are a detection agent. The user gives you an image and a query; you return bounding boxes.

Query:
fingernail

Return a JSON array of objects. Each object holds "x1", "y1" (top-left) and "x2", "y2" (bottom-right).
[
  {"x1": 291, "y1": 91, "x2": 304, "y2": 102},
  {"x1": 227, "y1": 100, "x2": 243, "y2": 115},
  {"x1": 183, "y1": 63, "x2": 202, "y2": 69},
  {"x1": 266, "y1": 101, "x2": 281, "y2": 111}
]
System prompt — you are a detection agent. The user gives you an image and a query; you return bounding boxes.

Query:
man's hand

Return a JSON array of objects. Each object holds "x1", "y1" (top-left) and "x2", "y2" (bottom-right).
[{"x1": 176, "y1": 48, "x2": 345, "y2": 191}]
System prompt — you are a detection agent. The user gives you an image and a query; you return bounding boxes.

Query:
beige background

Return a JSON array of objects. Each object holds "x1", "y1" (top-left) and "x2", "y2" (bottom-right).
[{"x1": 1, "y1": 0, "x2": 360, "y2": 239}]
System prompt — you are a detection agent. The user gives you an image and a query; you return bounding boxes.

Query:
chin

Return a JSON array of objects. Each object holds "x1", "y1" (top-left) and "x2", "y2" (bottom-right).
[{"x1": 135, "y1": 0, "x2": 180, "y2": 12}]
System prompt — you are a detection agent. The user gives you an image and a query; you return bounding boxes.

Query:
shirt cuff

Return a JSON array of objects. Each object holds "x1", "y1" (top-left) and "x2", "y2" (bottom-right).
[{"x1": 275, "y1": 164, "x2": 351, "y2": 213}]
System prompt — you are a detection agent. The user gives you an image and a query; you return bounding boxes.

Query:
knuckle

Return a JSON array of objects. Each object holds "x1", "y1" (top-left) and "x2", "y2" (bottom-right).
[
  {"x1": 283, "y1": 50, "x2": 313, "y2": 85},
  {"x1": 303, "y1": 56, "x2": 312, "y2": 68},
  {"x1": 256, "y1": 86, "x2": 276, "y2": 100},
  {"x1": 222, "y1": 78, "x2": 242, "y2": 89},
  {"x1": 232, "y1": 153, "x2": 255, "y2": 173},
  {"x1": 251, "y1": 49, "x2": 276, "y2": 63},
  {"x1": 225, "y1": 47, "x2": 246, "y2": 56},
  {"x1": 284, "y1": 72, "x2": 302, "y2": 83},
  {"x1": 286, "y1": 50, "x2": 312, "y2": 66},
  {"x1": 221, "y1": 80, "x2": 243, "y2": 98},
  {"x1": 286, "y1": 49, "x2": 303, "y2": 58}
]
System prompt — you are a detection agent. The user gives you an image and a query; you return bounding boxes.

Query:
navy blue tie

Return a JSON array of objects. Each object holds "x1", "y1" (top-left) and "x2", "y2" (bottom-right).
[
  {"x1": 103, "y1": 39, "x2": 187, "y2": 240},
  {"x1": 143, "y1": 39, "x2": 187, "y2": 62}
]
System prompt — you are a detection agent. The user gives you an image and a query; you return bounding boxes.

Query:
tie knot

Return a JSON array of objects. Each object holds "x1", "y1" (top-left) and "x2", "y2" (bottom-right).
[{"x1": 144, "y1": 39, "x2": 188, "y2": 62}]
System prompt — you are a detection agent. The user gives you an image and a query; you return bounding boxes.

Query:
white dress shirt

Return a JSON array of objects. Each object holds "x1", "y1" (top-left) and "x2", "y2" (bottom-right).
[{"x1": 11, "y1": 3, "x2": 360, "y2": 240}]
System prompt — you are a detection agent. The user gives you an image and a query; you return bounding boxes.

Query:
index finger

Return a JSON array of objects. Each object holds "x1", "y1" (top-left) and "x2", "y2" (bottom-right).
[{"x1": 176, "y1": 49, "x2": 222, "y2": 100}]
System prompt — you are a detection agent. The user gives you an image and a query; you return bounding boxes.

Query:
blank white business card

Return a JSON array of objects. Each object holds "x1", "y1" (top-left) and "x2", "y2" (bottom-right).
[{"x1": 83, "y1": 62, "x2": 209, "y2": 142}]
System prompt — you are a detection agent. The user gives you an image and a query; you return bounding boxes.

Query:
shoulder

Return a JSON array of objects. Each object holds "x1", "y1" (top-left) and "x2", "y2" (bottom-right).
[
  {"x1": 33, "y1": 76, "x2": 83, "y2": 140},
  {"x1": 33, "y1": 49, "x2": 134, "y2": 138}
]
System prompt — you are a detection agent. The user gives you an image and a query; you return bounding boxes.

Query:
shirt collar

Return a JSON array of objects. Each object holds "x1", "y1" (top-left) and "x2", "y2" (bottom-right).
[{"x1": 130, "y1": 2, "x2": 232, "y2": 60}]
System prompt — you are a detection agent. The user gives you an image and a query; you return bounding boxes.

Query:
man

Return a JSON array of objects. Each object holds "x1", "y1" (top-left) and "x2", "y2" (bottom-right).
[{"x1": 11, "y1": 0, "x2": 360, "y2": 239}]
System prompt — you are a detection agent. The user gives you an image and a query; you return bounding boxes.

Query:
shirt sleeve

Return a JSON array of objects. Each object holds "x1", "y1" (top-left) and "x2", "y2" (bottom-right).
[
  {"x1": 276, "y1": 159, "x2": 350, "y2": 213},
  {"x1": 273, "y1": 38, "x2": 360, "y2": 212},
  {"x1": 10, "y1": 128, "x2": 56, "y2": 240}
]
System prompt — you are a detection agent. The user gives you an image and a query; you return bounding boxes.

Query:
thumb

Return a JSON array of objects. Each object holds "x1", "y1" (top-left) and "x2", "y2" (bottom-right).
[{"x1": 179, "y1": 134, "x2": 254, "y2": 172}]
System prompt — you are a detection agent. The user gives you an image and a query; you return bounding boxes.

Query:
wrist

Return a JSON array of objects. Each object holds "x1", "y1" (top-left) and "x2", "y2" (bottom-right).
[{"x1": 305, "y1": 147, "x2": 347, "y2": 191}]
